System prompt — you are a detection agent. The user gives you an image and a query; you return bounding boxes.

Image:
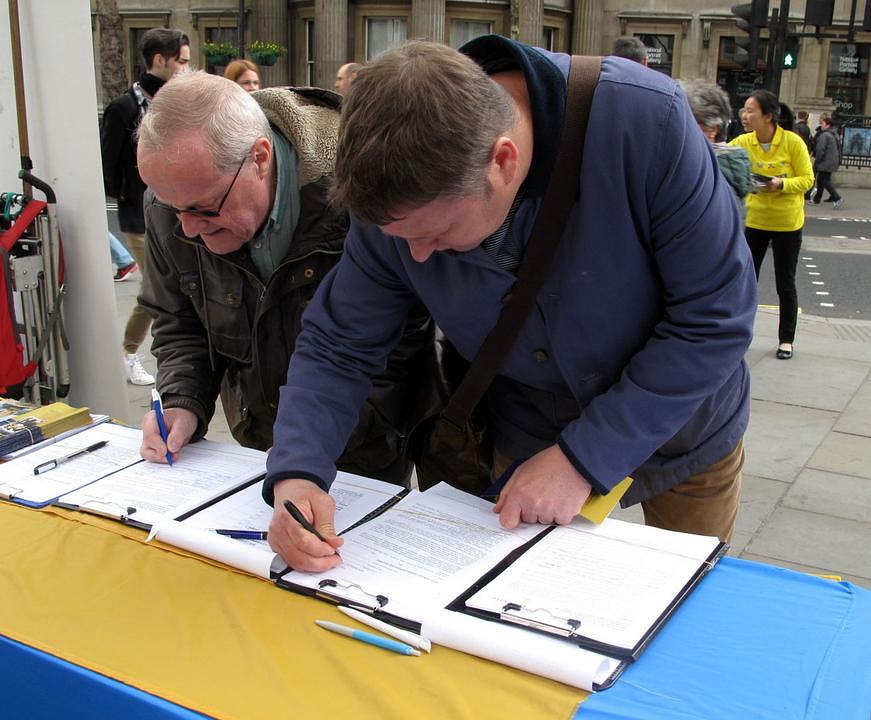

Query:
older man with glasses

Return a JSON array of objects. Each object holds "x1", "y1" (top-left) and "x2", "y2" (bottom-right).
[{"x1": 134, "y1": 71, "x2": 429, "y2": 487}]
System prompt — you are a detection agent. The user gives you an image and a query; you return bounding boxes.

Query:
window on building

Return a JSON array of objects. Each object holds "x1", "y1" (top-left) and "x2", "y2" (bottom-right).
[
  {"x1": 826, "y1": 43, "x2": 870, "y2": 116},
  {"x1": 450, "y1": 20, "x2": 492, "y2": 49},
  {"x1": 366, "y1": 18, "x2": 407, "y2": 61},
  {"x1": 130, "y1": 27, "x2": 149, "y2": 81},
  {"x1": 635, "y1": 33, "x2": 674, "y2": 76},
  {"x1": 542, "y1": 27, "x2": 557, "y2": 51},
  {"x1": 306, "y1": 19, "x2": 314, "y2": 85}
]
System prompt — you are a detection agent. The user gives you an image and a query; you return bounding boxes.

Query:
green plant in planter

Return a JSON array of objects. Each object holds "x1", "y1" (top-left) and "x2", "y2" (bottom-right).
[
  {"x1": 201, "y1": 41, "x2": 239, "y2": 66},
  {"x1": 250, "y1": 40, "x2": 287, "y2": 67}
]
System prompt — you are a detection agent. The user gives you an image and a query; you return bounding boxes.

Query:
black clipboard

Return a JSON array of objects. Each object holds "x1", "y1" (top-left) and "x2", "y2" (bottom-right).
[{"x1": 445, "y1": 525, "x2": 727, "y2": 663}]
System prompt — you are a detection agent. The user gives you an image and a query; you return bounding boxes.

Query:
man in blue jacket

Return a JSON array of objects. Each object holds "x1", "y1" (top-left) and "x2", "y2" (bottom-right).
[{"x1": 264, "y1": 37, "x2": 757, "y2": 571}]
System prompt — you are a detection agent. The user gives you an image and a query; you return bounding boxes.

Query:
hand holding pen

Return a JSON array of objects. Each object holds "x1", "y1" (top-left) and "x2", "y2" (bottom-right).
[
  {"x1": 268, "y1": 479, "x2": 343, "y2": 572},
  {"x1": 139, "y1": 397, "x2": 198, "y2": 465}
]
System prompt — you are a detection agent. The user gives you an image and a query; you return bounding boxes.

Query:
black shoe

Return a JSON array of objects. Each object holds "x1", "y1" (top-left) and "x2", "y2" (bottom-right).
[{"x1": 776, "y1": 344, "x2": 793, "y2": 360}]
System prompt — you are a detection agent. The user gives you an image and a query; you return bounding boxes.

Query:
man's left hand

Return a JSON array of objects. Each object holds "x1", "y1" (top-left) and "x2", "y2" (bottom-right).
[{"x1": 493, "y1": 444, "x2": 592, "y2": 528}]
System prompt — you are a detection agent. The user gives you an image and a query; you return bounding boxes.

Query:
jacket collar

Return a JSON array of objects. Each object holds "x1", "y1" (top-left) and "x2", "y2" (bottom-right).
[{"x1": 459, "y1": 35, "x2": 566, "y2": 198}]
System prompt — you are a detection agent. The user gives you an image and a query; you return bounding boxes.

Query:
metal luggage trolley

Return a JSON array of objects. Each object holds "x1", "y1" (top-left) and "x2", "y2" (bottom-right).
[
  {"x1": 1, "y1": 0, "x2": 70, "y2": 404},
  {"x1": 0, "y1": 173, "x2": 70, "y2": 404}
]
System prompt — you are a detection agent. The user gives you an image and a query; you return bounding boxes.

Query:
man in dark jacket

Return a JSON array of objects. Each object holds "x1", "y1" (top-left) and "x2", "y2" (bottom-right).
[
  {"x1": 100, "y1": 27, "x2": 190, "y2": 386},
  {"x1": 812, "y1": 113, "x2": 844, "y2": 208},
  {"x1": 135, "y1": 71, "x2": 428, "y2": 486},
  {"x1": 264, "y1": 39, "x2": 756, "y2": 571}
]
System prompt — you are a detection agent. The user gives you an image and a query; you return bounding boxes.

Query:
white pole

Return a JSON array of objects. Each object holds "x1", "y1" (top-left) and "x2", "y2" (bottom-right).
[{"x1": 0, "y1": 0, "x2": 129, "y2": 420}]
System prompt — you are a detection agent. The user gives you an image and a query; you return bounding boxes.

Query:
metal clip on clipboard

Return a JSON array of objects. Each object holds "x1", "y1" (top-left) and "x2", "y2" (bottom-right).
[
  {"x1": 499, "y1": 602, "x2": 582, "y2": 638},
  {"x1": 316, "y1": 579, "x2": 389, "y2": 613},
  {"x1": 76, "y1": 498, "x2": 137, "y2": 521},
  {"x1": 0, "y1": 483, "x2": 23, "y2": 500}
]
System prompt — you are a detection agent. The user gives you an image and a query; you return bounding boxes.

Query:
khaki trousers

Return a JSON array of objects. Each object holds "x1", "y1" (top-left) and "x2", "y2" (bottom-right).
[
  {"x1": 492, "y1": 440, "x2": 744, "y2": 544},
  {"x1": 121, "y1": 232, "x2": 152, "y2": 355}
]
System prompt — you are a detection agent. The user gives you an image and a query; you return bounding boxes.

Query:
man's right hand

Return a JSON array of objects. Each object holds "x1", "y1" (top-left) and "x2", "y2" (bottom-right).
[
  {"x1": 140, "y1": 406, "x2": 198, "y2": 463},
  {"x1": 268, "y1": 478, "x2": 344, "y2": 572}
]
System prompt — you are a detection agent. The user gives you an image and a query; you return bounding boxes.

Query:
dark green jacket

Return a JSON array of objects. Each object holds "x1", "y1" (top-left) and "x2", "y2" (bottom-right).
[{"x1": 139, "y1": 87, "x2": 429, "y2": 484}]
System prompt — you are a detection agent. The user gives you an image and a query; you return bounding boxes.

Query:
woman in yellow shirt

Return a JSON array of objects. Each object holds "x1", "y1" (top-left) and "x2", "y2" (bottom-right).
[{"x1": 730, "y1": 89, "x2": 814, "y2": 360}]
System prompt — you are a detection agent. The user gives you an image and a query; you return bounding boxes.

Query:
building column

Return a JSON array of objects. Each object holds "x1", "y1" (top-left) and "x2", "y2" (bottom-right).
[
  {"x1": 516, "y1": 0, "x2": 543, "y2": 46},
  {"x1": 314, "y1": 0, "x2": 347, "y2": 89},
  {"x1": 572, "y1": 0, "x2": 604, "y2": 55},
  {"x1": 411, "y1": 0, "x2": 445, "y2": 43},
  {"x1": 252, "y1": 0, "x2": 288, "y2": 86}
]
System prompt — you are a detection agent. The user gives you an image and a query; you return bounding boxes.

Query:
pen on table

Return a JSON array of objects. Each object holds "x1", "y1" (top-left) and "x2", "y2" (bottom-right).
[
  {"x1": 338, "y1": 606, "x2": 431, "y2": 653},
  {"x1": 315, "y1": 620, "x2": 420, "y2": 656},
  {"x1": 32, "y1": 440, "x2": 109, "y2": 475},
  {"x1": 213, "y1": 529, "x2": 268, "y2": 540},
  {"x1": 150, "y1": 388, "x2": 173, "y2": 467},
  {"x1": 283, "y1": 499, "x2": 340, "y2": 556}
]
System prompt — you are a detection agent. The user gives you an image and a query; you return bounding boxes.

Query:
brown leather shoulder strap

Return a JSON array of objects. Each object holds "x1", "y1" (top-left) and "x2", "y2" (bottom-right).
[{"x1": 442, "y1": 55, "x2": 603, "y2": 428}]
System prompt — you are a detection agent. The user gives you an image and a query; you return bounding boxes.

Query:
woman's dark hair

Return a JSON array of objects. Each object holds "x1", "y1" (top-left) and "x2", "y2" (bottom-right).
[
  {"x1": 749, "y1": 89, "x2": 781, "y2": 127},
  {"x1": 778, "y1": 102, "x2": 795, "y2": 131}
]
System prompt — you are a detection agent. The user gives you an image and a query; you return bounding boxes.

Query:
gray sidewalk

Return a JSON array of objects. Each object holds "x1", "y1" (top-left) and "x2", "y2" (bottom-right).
[{"x1": 115, "y1": 194, "x2": 871, "y2": 588}]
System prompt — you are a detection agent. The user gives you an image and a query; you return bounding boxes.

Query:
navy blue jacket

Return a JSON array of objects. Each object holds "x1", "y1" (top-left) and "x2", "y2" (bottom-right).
[{"x1": 265, "y1": 38, "x2": 757, "y2": 505}]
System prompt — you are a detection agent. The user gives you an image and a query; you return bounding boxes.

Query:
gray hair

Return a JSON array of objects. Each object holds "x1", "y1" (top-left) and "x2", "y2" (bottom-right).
[
  {"x1": 679, "y1": 79, "x2": 732, "y2": 134},
  {"x1": 612, "y1": 36, "x2": 648, "y2": 64},
  {"x1": 137, "y1": 70, "x2": 271, "y2": 172}
]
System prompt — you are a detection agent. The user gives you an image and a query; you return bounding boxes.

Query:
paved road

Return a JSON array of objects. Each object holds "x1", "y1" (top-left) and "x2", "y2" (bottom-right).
[
  {"x1": 758, "y1": 249, "x2": 871, "y2": 320},
  {"x1": 805, "y1": 216, "x2": 871, "y2": 242}
]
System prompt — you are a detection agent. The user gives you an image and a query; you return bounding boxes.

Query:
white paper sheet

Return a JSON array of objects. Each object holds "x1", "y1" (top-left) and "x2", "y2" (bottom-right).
[
  {"x1": 0, "y1": 423, "x2": 143, "y2": 505},
  {"x1": 420, "y1": 608, "x2": 620, "y2": 692},
  {"x1": 150, "y1": 472, "x2": 407, "y2": 579},
  {"x1": 59, "y1": 439, "x2": 267, "y2": 527},
  {"x1": 179, "y1": 470, "x2": 403, "y2": 536},
  {"x1": 465, "y1": 517, "x2": 720, "y2": 651},
  {"x1": 283, "y1": 483, "x2": 543, "y2": 615}
]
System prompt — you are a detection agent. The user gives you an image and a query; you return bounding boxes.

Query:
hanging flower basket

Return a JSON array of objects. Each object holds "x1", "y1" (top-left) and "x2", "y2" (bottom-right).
[
  {"x1": 202, "y1": 42, "x2": 239, "y2": 67},
  {"x1": 250, "y1": 41, "x2": 286, "y2": 68},
  {"x1": 251, "y1": 51, "x2": 278, "y2": 66}
]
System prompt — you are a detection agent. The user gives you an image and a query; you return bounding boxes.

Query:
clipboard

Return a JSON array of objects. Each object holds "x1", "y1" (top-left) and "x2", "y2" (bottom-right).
[
  {"x1": 445, "y1": 524, "x2": 727, "y2": 662},
  {"x1": 273, "y1": 486, "x2": 422, "y2": 632}
]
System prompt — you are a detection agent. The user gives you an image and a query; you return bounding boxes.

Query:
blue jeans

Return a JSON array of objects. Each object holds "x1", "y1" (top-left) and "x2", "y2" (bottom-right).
[{"x1": 108, "y1": 232, "x2": 134, "y2": 267}]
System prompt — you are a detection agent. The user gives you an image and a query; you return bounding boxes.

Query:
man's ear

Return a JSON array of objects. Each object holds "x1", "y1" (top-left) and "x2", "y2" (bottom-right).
[
  {"x1": 490, "y1": 136, "x2": 520, "y2": 188},
  {"x1": 252, "y1": 136, "x2": 272, "y2": 178}
]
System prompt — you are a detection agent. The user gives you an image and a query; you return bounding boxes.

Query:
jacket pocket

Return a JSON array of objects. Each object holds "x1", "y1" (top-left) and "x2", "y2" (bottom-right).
[{"x1": 179, "y1": 271, "x2": 252, "y2": 364}]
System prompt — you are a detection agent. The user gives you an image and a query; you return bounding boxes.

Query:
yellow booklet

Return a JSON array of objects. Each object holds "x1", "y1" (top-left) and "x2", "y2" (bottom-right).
[
  {"x1": 0, "y1": 400, "x2": 92, "y2": 456},
  {"x1": 580, "y1": 476, "x2": 634, "y2": 524}
]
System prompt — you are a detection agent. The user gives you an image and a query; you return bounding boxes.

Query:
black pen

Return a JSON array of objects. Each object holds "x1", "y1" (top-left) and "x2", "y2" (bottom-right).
[
  {"x1": 283, "y1": 499, "x2": 340, "y2": 556},
  {"x1": 32, "y1": 441, "x2": 109, "y2": 475}
]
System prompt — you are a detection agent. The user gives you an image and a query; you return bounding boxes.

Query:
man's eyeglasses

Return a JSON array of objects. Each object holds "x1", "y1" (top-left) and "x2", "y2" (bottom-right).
[{"x1": 166, "y1": 156, "x2": 247, "y2": 218}]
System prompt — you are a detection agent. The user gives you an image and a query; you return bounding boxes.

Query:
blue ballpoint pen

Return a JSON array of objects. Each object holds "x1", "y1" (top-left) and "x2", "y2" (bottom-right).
[
  {"x1": 315, "y1": 620, "x2": 420, "y2": 656},
  {"x1": 151, "y1": 389, "x2": 173, "y2": 466},
  {"x1": 214, "y1": 529, "x2": 268, "y2": 540}
]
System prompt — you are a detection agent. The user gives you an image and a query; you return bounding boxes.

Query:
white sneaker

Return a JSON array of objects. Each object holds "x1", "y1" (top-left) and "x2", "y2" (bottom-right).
[{"x1": 125, "y1": 353, "x2": 155, "y2": 385}]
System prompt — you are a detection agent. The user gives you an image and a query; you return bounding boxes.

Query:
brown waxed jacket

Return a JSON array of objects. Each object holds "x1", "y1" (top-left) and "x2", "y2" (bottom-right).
[{"x1": 139, "y1": 87, "x2": 430, "y2": 485}]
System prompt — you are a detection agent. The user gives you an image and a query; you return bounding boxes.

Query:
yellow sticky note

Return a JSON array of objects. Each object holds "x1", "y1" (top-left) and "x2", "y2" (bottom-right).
[{"x1": 579, "y1": 476, "x2": 634, "y2": 524}]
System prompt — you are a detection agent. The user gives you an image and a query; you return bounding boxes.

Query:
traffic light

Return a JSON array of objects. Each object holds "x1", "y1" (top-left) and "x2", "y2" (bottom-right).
[
  {"x1": 806, "y1": 0, "x2": 835, "y2": 28},
  {"x1": 732, "y1": 0, "x2": 770, "y2": 70},
  {"x1": 782, "y1": 35, "x2": 800, "y2": 69}
]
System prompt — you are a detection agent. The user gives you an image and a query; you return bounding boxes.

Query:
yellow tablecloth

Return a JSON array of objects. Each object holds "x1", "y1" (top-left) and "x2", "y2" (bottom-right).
[{"x1": 0, "y1": 502, "x2": 588, "y2": 719}]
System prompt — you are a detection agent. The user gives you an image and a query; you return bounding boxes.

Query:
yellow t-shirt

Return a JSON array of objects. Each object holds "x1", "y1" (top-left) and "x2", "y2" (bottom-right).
[{"x1": 729, "y1": 126, "x2": 814, "y2": 232}]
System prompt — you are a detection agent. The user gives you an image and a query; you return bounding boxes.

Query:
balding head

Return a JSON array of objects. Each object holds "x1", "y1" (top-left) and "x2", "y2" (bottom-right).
[
  {"x1": 335, "y1": 62, "x2": 362, "y2": 94},
  {"x1": 137, "y1": 70, "x2": 271, "y2": 172}
]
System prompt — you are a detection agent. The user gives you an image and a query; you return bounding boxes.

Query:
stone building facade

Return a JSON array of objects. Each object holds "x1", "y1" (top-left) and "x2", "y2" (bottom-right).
[{"x1": 91, "y1": 1, "x2": 871, "y2": 123}]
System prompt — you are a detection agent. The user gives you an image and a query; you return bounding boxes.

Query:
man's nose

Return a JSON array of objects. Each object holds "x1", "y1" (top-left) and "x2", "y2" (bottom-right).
[{"x1": 178, "y1": 212, "x2": 212, "y2": 238}]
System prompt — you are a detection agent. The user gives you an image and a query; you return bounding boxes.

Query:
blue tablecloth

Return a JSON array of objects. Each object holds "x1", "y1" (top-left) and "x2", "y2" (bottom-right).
[
  {"x1": 0, "y1": 634, "x2": 208, "y2": 720},
  {"x1": 577, "y1": 557, "x2": 871, "y2": 719}
]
